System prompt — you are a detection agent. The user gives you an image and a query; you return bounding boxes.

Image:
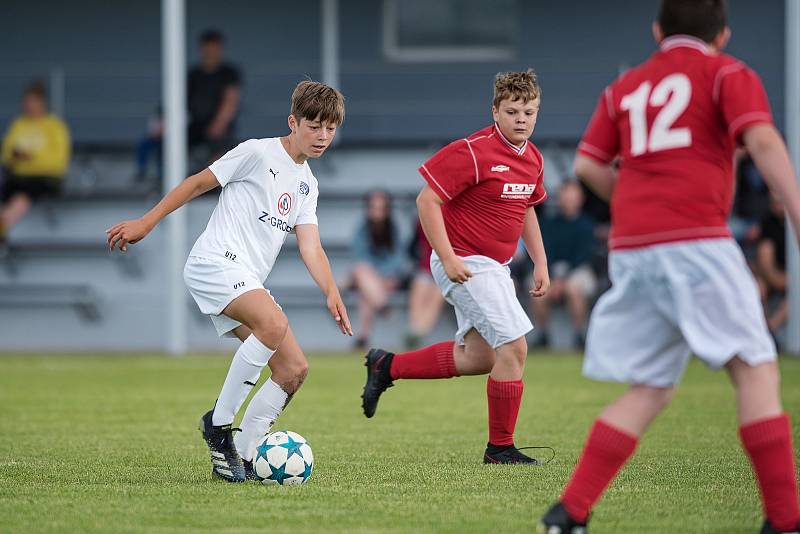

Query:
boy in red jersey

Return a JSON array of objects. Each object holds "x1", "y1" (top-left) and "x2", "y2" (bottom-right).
[
  {"x1": 538, "y1": 1, "x2": 800, "y2": 532},
  {"x1": 361, "y1": 70, "x2": 551, "y2": 464}
]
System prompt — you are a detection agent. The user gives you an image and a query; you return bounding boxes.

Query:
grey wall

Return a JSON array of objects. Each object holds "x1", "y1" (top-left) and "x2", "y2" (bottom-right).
[{"x1": 0, "y1": 0, "x2": 785, "y2": 144}]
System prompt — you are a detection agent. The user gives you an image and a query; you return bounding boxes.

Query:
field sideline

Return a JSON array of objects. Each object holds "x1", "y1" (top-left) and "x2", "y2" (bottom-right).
[{"x1": 0, "y1": 352, "x2": 798, "y2": 533}]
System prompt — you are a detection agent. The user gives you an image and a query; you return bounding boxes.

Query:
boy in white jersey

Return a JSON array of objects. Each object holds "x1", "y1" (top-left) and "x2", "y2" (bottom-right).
[{"x1": 106, "y1": 81, "x2": 352, "y2": 483}]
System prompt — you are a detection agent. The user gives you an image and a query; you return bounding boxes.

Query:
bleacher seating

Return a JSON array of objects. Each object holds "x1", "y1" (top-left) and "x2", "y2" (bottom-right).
[{"x1": 0, "y1": 144, "x2": 578, "y2": 352}]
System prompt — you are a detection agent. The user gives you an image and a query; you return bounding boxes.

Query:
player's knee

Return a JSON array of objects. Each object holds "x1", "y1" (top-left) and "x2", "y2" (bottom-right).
[
  {"x1": 729, "y1": 359, "x2": 780, "y2": 391},
  {"x1": 496, "y1": 337, "x2": 527, "y2": 367},
  {"x1": 474, "y1": 351, "x2": 496, "y2": 374},
  {"x1": 252, "y1": 311, "x2": 289, "y2": 348},
  {"x1": 564, "y1": 280, "x2": 585, "y2": 300},
  {"x1": 638, "y1": 386, "x2": 674, "y2": 410},
  {"x1": 509, "y1": 337, "x2": 527, "y2": 361}
]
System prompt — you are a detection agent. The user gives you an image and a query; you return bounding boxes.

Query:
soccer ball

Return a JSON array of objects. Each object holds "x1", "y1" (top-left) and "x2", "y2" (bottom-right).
[{"x1": 253, "y1": 430, "x2": 313, "y2": 486}]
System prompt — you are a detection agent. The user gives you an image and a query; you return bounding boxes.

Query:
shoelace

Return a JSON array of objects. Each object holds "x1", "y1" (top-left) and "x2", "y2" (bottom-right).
[{"x1": 518, "y1": 446, "x2": 556, "y2": 465}]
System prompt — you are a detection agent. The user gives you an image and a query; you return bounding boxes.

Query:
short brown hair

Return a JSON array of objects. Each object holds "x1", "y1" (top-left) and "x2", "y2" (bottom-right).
[
  {"x1": 493, "y1": 69, "x2": 540, "y2": 109},
  {"x1": 291, "y1": 80, "x2": 345, "y2": 126},
  {"x1": 658, "y1": 0, "x2": 727, "y2": 43},
  {"x1": 23, "y1": 79, "x2": 47, "y2": 101}
]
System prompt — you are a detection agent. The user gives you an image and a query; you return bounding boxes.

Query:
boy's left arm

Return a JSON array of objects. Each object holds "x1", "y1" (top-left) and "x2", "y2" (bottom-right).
[
  {"x1": 295, "y1": 224, "x2": 353, "y2": 336},
  {"x1": 521, "y1": 206, "x2": 549, "y2": 298}
]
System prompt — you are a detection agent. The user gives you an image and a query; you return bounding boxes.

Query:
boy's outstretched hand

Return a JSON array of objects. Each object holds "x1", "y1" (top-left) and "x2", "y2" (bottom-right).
[
  {"x1": 530, "y1": 264, "x2": 550, "y2": 298},
  {"x1": 106, "y1": 218, "x2": 151, "y2": 252},
  {"x1": 327, "y1": 290, "x2": 353, "y2": 336}
]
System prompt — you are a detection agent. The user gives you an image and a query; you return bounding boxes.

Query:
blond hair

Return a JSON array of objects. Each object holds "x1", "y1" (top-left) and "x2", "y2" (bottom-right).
[
  {"x1": 291, "y1": 80, "x2": 345, "y2": 126},
  {"x1": 493, "y1": 69, "x2": 540, "y2": 109}
]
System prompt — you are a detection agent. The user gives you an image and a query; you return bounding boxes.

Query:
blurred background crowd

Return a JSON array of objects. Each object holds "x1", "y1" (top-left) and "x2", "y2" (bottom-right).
[{"x1": 0, "y1": 0, "x2": 794, "y2": 353}]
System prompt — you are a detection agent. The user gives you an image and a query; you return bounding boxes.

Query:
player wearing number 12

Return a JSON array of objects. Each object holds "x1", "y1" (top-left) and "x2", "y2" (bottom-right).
[{"x1": 538, "y1": 0, "x2": 800, "y2": 532}]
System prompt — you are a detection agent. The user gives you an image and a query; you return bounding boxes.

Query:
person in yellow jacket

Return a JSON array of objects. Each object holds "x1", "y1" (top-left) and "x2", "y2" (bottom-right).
[{"x1": 1, "y1": 81, "x2": 71, "y2": 241}]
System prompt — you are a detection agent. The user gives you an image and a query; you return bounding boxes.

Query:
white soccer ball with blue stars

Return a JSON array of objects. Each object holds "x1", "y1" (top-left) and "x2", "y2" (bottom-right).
[{"x1": 253, "y1": 430, "x2": 313, "y2": 486}]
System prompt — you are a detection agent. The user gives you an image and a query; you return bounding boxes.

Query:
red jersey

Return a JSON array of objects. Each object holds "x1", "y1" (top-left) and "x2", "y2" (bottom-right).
[
  {"x1": 420, "y1": 124, "x2": 547, "y2": 264},
  {"x1": 578, "y1": 35, "x2": 773, "y2": 250}
]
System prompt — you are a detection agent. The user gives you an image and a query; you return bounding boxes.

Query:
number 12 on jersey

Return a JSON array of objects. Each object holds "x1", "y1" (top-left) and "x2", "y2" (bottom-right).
[{"x1": 620, "y1": 73, "x2": 692, "y2": 156}]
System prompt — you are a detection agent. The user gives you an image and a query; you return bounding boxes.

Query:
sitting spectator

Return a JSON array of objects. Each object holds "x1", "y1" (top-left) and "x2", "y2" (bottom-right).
[
  {"x1": 0, "y1": 80, "x2": 70, "y2": 242},
  {"x1": 756, "y1": 195, "x2": 788, "y2": 338},
  {"x1": 405, "y1": 220, "x2": 445, "y2": 349},
  {"x1": 730, "y1": 151, "x2": 771, "y2": 261},
  {"x1": 188, "y1": 29, "x2": 242, "y2": 167},
  {"x1": 350, "y1": 190, "x2": 406, "y2": 350},
  {"x1": 530, "y1": 180, "x2": 597, "y2": 347}
]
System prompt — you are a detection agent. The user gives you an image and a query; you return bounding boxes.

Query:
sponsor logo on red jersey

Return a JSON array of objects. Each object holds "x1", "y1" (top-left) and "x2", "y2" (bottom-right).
[{"x1": 501, "y1": 183, "x2": 536, "y2": 200}]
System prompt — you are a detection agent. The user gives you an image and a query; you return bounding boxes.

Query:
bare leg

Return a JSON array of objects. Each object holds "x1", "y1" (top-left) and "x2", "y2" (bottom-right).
[
  {"x1": 223, "y1": 289, "x2": 289, "y2": 350},
  {"x1": 407, "y1": 277, "x2": 445, "y2": 338},
  {"x1": 210, "y1": 289, "x2": 288, "y2": 426},
  {"x1": 491, "y1": 336, "x2": 528, "y2": 381},
  {"x1": 352, "y1": 263, "x2": 389, "y2": 343},
  {"x1": 564, "y1": 279, "x2": 589, "y2": 333},
  {"x1": 726, "y1": 358, "x2": 782, "y2": 425},
  {"x1": 0, "y1": 193, "x2": 33, "y2": 231},
  {"x1": 727, "y1": 358, "x2": 799, "y2": 531},
  {"x1": 452, "y1": 329, "x2": 496, "y2": 375},
  {"x1": 599, "y1": 385, "x2": 674, "y2": 436},
  {"x1": 235, "y1": 326, "x2": 308, "y2": 460},
  {"x1": 530, "y1": 293, "x2": 551, "y2": 330}
]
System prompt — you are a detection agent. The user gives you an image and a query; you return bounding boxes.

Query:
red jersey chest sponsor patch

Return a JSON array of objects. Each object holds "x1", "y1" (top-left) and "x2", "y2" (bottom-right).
[{"x1": 500, "y1": 183, "x2": 536, "y2": 199}]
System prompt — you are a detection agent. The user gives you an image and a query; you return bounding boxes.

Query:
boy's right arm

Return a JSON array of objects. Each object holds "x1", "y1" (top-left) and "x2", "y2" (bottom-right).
[
  {"x1": 574, "y1": 154, "x2": 617, "y2": 202},
  {"x1": 106, "y1": 168, "x2": 220, "y2": 251},
  {"x1": 416, "y1": 185, "x2": 472, "y2": 283},
  {"x1": 743, "y1": 124, "x2": 800, "y2": 245}
]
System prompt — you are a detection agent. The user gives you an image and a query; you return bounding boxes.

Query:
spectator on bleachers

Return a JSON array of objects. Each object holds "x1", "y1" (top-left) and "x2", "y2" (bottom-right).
[
  {"x1": 188, "y1": 29, "x2": 241, "y2": 166},
  {"x1": 756, "y1": 195, "x2": 788, "y2": 338},
  {"x1": 350, "y1": 190, "x2": 406, "y2": 350},
  {"x1": 0, "y1": 80, "x2": 70, "y2": 242},
  {"x1": 405, "y1": 220, "x2": 445, "y2": 349},
  {"x1": 530, "y1": 180, "x2": 597, "y2": 348},
  {"x1": 135, "y1": 105, "x2": 163, "y2": 182},
  {"x1": 731, "y1": 152, "x2": 771, "y2": 261}
]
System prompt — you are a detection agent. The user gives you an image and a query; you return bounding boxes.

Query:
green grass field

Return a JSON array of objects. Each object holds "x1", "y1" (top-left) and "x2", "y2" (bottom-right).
[{"x1": 0, "y1": 352, "x2": 798, "y2": 533}]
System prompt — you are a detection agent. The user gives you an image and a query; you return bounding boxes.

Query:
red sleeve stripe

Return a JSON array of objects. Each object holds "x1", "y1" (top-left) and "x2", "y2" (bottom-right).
[
  {"x1": 727, "y1": 112, "x2": 772, "y2": 136},
  {"x1": 577, "y1": 142, "x2": 614, "y2": 163},
  {"x1": 712, "y1": 63, "x2": 745, "y2": 104},
  {"x1": 464, "y1": 138, "x2": 480, "y2": 184},
  {"x1": 420, "y1": 164, "x2": 452, "y2": 200}
]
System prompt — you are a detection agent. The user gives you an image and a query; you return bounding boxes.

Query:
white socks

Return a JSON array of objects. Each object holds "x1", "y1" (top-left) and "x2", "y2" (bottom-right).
[
  {"x1": 212, "y1": 334, "x2": 275, "y2": 426},
  {"x1": 234, "y1": 378, "x2": 289, "y2": 461}
]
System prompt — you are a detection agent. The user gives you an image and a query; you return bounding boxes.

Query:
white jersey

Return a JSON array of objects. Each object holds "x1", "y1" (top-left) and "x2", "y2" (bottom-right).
[{"x1": 189, "y1": 137, "x2": 319, "y2": 281}]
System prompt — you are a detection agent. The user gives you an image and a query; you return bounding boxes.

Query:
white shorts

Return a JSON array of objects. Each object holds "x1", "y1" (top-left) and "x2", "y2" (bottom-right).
[
  {"x1": 431, "y1": 252, "x2": 533, "y2": 349},
  {"x1": 583, "y1": 239, "x2": 776, "y2": 387},
  {"x1": 183, "y1": 256, "x2": 280, "y2": 338}
]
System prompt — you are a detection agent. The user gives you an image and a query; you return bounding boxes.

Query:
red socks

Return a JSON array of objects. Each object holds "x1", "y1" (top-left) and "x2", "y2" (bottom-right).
[
  {"x1": 561, "y1": 419, "x2": 638, "y2": 523},
  {"x1": 389, "y1": 341, "x2": 459, "y2": 380},
  {"x1": 487, "y1": 377, "x2": 524, "y2": 446},
  {"x1": 740, "y1": 414, "x2": 800, "y2": 532}
]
